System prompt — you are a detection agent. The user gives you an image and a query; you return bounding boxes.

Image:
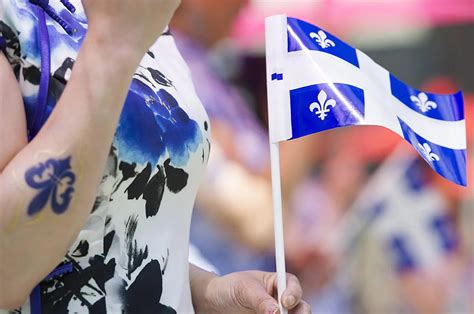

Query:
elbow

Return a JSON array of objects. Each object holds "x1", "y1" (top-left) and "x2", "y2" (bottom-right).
[
  {"x1": 0, "y1": 291, "x2": 29, "y2": 311},
  {"x1": 0, "y1": 272, "x2": 30, "y2": 310}
]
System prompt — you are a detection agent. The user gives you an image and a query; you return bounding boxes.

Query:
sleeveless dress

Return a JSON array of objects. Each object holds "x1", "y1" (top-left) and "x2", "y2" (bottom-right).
[{"x1": 0, "y1": 0, "x2": 211, "y2": 313}]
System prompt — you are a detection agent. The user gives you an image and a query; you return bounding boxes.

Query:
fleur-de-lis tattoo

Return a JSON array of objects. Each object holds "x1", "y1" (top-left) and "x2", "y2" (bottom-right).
[
  {"x1": 410, "y1": 92, "x2": 437, "y2": 113},
  {"x1": 25, "y1": 156, "x2": 76, "y2": 216},
  {"x1": 309, "y1": 90, "x2": 337, "y2": 120},
  {"x1": 310, "y1": 30, "x2": 335, "y2": 49},
  {"x1": 417, "y1": 142, "x2": 440, "y2": 162}
]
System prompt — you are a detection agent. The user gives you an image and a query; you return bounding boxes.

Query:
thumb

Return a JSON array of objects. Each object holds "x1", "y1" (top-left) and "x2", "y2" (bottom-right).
[{"x1": 236, "y1": 283, "x2": 280, "y2": 314}]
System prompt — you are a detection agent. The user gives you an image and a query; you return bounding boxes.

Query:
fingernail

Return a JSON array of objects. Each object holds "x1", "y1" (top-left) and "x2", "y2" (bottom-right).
[
  {"x1": 267, "y1": 304, "x2": 279, "y2": 314},
  {"x1": 283, "y1": 295, "x2": 296, "y2": 308}
]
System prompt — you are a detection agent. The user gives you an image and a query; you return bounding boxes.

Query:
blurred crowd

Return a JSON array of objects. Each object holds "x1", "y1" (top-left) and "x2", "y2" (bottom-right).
[{"x1": 171, "y1": 0, "x2": 473, "y2": 313}]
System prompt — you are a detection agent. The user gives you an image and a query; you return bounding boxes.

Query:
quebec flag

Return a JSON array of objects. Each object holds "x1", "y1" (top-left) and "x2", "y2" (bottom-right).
[{"x1": 266, "y1": 15, "x2": 467, "y2": 186}]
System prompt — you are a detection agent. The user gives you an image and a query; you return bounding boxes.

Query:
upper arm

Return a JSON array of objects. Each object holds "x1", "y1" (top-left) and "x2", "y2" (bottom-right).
[{"x1": 0, "y1": 52, "x2": 27, "y2": 172}]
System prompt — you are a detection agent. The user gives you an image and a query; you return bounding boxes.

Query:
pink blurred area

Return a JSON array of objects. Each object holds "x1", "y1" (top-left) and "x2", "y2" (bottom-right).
[{"x1": 232, "y1": 0, "x2": 474, "y2": 49}]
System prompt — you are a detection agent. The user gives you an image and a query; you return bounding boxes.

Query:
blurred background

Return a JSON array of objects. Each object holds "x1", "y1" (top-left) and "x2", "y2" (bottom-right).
[{"x1": 170, "y1": 0, "x2": 473, "y2": 313}]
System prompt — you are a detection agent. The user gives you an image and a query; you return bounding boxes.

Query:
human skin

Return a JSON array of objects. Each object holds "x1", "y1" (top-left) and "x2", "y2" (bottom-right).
[
  {"x1": 190, "y1": 265, "x2": 311, "y2": 313},
  {"x1": 0, "y1": 1, "x2": 310, "y2": 312},
  {"x1": 171, "y1": 0, "x2": 249, "y2": 47}
]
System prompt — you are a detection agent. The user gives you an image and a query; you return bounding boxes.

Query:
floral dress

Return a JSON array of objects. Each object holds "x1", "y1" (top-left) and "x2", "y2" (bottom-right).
[{"x1": 0, "y1": 0, "x2": 211, "y2": 313}]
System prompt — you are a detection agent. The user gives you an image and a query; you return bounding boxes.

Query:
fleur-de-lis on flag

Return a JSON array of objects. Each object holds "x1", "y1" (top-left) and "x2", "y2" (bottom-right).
[
  {"x1": 310, "y1": 30, "x2": 336, "y2": 49},
  {"x1": 309, "y1": 90, "x2": 337, "y2": 120},
  {"x1": 418, "y1": 142, "x2": 440, "y2": 162},
  {"x1": 410, "y1": 92, "x2": 438, "y2": 113}
]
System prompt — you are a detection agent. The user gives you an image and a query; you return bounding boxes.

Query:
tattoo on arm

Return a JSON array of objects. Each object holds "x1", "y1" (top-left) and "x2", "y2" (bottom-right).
[{"x1": 24, "y1": 156, "x2": 76, "y2": 216}]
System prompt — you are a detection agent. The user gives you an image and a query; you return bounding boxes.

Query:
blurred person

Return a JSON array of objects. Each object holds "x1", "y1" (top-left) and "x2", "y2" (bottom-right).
[
  {"x1": 171, "y1": 0, "x2": 319, "y2": 274},
  {"x1": 286, "y1": 120, "x2": 467, "y2": 314},
  {"x1": 399, "y1": 78, "x2": 474, "y2": 314},
  {"x1": 285, "y1": 129, "x2": 371, "y2": 314},
  {"x1": 336, "y1": 78, "x2": 472, "y2": 314},
  {"x1": 374, "y1": 160, "x2": 461, "y2": 314},
  {"x1": 340, "y1": 154, "x2": 463, "y2": 314},
  {"x1": 347, "y1": 99, "x2": 470, "y2": 314},
  {"x1": 422, "y1": 80, "x2": 474, "y2": 314},
  {"x1": 0, "y1": 0, "x2": 312, "y2": 313}
]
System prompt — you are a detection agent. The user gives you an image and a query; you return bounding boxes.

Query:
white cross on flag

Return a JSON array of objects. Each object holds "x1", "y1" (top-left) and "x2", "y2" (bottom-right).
[{"x1": 266, "y1": 15, "x2": 467, "y2": 186}]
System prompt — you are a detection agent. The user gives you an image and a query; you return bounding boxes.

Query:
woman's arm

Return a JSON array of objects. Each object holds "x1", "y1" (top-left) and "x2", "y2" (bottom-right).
[
  {"x1": 0, "y1": 34, "x2": 143, "y2": 310},
  {"x1": 0, "y1": 0, "x2": 180, "y2": 308},
  {"x1": 196, "y1": 143, "x2": 275, "y2": 251},
  {"x1": 0, "y1": 54, "x2": 27, "y2": 171}
]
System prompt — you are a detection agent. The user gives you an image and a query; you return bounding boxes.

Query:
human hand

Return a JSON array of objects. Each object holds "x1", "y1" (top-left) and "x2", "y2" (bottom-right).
[
  {"x1": 192, "y1": 268, "x2": 311, "y2": 314},
  {"x1": 82, "y1": 0, "x2": 181, "y2": 58}
]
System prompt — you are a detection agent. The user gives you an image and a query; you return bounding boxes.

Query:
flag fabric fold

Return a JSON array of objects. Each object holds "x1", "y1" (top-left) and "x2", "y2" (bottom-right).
[{"x1": 265, "y1": 15, "x2": 467, "y2": 186}]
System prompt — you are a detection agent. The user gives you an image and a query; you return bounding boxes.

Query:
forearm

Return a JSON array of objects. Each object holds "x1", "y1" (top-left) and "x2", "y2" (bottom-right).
[
  {"x1": 196, "y1": 146, "x2": 275, "y2": 250},
  {"x1": 0, "y1": 34, "x2": 143, "y2": 306}
]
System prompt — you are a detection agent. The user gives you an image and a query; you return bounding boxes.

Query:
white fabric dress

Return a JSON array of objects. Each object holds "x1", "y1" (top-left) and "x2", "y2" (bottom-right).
[{"x1": 0, "y1": 0, "x2": 210, "y2": 312}]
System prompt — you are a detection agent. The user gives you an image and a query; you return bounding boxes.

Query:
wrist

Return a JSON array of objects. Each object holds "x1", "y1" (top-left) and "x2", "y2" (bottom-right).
[
  {"x1": 64, "y1": 33, "x2": 144, "y2": 116},
  {"x1": 189, "y1": 264, "x2": 220, "y2": 314},
  {"x1": 83, "y1": 29, "x2": 146, "y2": 69}
]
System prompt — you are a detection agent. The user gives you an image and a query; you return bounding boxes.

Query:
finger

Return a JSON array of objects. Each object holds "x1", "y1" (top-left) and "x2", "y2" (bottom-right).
[
  {"x1": 289, "y1": 300, "x2": 312, "y2": 314},
  {"x1": 281, "y1": 273, "x2": 303, "y2": 310},
  {"x1": 236, "y1": 280, "x2": 280, "y2": 314}
]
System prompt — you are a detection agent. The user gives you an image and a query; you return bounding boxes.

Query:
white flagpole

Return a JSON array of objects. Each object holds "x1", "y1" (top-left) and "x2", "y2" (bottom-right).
[
  {"x1": 265, "y1": 15, "x2": 291, "y2": 314},
  {"x1": 265, "y1": 15, "x2": 290, "y2": 313},
  {"x1": 269, "y1": 141, "x2": 288, "y2": 314}
]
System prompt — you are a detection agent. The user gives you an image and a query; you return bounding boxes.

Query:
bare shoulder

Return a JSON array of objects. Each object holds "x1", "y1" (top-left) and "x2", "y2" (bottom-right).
[{"x1": 0, "y1": 53, "x2": 27, "y2": 171}]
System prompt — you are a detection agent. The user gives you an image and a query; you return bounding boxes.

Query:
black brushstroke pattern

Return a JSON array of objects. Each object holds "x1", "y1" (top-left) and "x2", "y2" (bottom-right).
[
  {"x1": 22, "y1": 65, "x2": 40, "y2": 85},
  {"x1": 120, "y1": 161, "x2": 137, "y2": 180},
  {"x1": 105, "y1": 216, "x2": 112, "y2": 227},
  {"x1": 206, "y1": 138, "x2": 211, "y2": 163},
  {"x1": 161, "y1": 249, "x2": 170, "y2": 275},
  {"x1": 92, "y1": 195, "x2": 107, "y2": 213},
  {"x1": 0, "y1": 21, "x2": 22, "y2": 77},
  {"x1": 143, "y1": 165, "x2": 166, "y2": 217},
  {"x1": 126, "y1": 163, "x2": 152, "y2": 199},
  {"x1": 125, "y1": 216, "x2": 149, "y2": 278},
  {"x1": 123, "y1": 260, "x2": 176, "y2": 314},
  {"x1": 105, "y1": 146, "x2": 119, "y2": 178},
  {"x1": 147, "y1": 50, "x2": 155, "y2": 59},
  {"x1": 93, "y1": 148, "x2": 119, "y2": 212},
  {"x1": 111, "y1": 158, "x2": 136, "y2": 197},
  {"x1": 125, "y1": 216, "x2": 138, "y2": 241},
  {"x1": 135, "y1": 71, "x2": 155, "y2": 87},
  {"x1": 24, "y1": 67, "x2": 42, "y2": 88},
  {"x1": 40, "y1": 256, "x2": 116, "y2": 313},
  {"x1": 89, "y1": 298, "x2": 106, "y2": 314},
  {"x1": 146, "y1": 67, "x2": 173, "y2": 87},
  {"x1": 89, "y1": 255, "x2": 116, "y2": 292},
  {"x1": 124, "y1": 163, "x2": 167, "y2": 217},
  {"x1": 164, "y1": 159, "x2": 188, "y2": 193},
  {"x1": 104, "y1": 230, "x2": 115, "y2": 257},
  {"x1": 53, "y1": 57, "x2": 75, "y2": 84},
  {"x1": 72, "y1": 240, "x2": 89, "y2": 258}
]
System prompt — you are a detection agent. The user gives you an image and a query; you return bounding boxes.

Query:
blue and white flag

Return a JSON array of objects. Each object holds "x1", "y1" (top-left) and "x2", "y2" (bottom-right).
[{"x1": 265, "y1": 15, "x2": 467, "y2": 186}]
